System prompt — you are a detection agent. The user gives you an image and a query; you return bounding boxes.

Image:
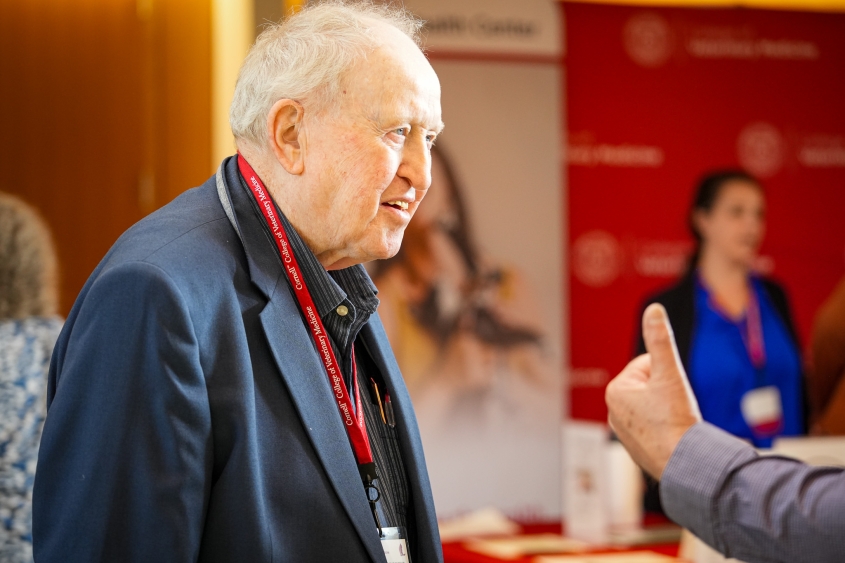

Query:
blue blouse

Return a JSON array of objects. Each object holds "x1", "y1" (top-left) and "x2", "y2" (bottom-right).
[
  {"x1": 688, "y1": 277, "x2": 803, "y2": 448},
  {"x1": 0, "y1": 317, "x2": 63, "y2": 563}
]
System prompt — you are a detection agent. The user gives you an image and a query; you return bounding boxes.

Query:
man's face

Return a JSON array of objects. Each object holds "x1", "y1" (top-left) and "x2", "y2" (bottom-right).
[{"x1": 299, "y1": 26, "x2": 443, "y2": 270}]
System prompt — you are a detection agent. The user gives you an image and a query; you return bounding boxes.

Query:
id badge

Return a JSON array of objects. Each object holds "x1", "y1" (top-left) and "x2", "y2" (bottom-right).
[
  {"x1": 740, "y1": 385, "x2": 783, "y2": 437},
  {"x1": 380, "y1": 526, "x2": 411, "y2": 563}
]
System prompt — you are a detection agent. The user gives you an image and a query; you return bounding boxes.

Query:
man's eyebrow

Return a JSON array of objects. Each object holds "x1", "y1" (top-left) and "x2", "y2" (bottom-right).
[
  {"x1": 367, "y1": 112, "x2": 444, "y2": 133},
  {"x1": 414, "y1": 120, "x2": 444, "y2": 134}
]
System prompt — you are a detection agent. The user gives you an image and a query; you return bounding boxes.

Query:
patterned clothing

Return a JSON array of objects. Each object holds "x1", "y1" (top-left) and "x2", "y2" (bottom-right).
[{"x1": 0, "y1": 317, "x2": 62, "y2": 563}]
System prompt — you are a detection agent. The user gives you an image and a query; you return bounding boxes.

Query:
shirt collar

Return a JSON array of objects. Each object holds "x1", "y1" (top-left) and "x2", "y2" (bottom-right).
[
  {"x1": 329, "y1": 266, "x2": 380, "y2": 316},
  {"x1": 237, "y1": 171, "x2": 378, "y2": 319}
]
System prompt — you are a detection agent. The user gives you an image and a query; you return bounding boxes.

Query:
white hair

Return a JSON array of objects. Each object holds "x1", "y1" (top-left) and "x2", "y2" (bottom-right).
[{"x1": 230, "y1": 0, "x2": 424, "y2": 150}]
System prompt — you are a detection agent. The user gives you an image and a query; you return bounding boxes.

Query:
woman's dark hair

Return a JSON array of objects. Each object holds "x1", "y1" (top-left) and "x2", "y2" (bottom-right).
[
  {"x1": 425, "y1": 143, "x2": 479, "y2": 279},
  {"x1": 371, "y1": 144, "x2": 541, "y2": 348},
  {"x1": 685, "y1": 169, "x2": 763, "y2": 272}
]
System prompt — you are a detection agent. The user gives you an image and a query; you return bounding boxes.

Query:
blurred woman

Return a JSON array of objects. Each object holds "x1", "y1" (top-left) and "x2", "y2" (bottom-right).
[
  {"x1": 637, "y1": 171, "x2": 803, "y2": 448},
  {"x1": 0, "y1": 192, "x2": 63, "y2": 563}
]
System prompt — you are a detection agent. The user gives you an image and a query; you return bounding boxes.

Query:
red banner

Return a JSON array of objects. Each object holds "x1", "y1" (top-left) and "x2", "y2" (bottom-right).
[{"x1": 564, "y1": 2, "x2": 845, "y2": 421}]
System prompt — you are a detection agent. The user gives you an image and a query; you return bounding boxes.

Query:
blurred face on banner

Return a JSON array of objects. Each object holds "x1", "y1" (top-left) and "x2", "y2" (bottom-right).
[
  {"x1": 396, "y1": 148, "x2": 472, "y2": 295},
  {"x1": 695, "y1": 180, "x2": 766, "y2": 269},
  {"x1": 411, "y1": 150, "x2": 451, "y2": 228}
]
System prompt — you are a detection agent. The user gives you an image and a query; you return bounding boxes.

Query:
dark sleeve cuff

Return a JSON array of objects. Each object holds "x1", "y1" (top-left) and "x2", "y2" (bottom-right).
[{"x1": 659, "y1": 421, "x2": 758, "y2": 551}]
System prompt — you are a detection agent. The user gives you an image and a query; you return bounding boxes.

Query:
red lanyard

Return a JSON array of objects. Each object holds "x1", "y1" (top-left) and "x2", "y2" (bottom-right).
[
  {"x1": 237, "y1": 154, "x2": 375, "y2": 469},
  {"x1": 745, "y1": 288, "x2": 766, "y2": 370}
]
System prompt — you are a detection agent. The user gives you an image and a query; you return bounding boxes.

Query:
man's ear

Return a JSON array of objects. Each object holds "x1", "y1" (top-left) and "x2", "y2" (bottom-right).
[{"x1": 266, "y1": 99, "x2": 305, "y2": 175}]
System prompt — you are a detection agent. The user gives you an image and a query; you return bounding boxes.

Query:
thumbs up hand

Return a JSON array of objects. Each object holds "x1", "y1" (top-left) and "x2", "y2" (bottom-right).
[{"x1": 605, "y1": 303, "x2": 702, "y2": 480}]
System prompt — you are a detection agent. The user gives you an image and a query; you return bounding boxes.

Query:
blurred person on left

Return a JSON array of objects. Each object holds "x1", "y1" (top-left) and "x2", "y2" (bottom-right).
[{"x1": 0, "y1": 193, "x2": 63, "y2": 563}]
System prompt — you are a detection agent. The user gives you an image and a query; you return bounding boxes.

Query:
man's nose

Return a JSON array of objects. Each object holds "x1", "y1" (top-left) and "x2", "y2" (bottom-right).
[{"x1": 398, "y1": 136, "x2": 431, "y2": 191}]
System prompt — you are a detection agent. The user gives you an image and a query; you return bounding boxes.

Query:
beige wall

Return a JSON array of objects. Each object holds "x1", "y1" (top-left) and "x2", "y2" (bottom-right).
[{"x1": 212, "y1": 0, "x2": 255, "y2": 167}]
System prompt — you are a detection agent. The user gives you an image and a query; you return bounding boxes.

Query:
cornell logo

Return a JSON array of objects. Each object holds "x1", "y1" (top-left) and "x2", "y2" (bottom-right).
[
  {"x1": 737, "y1": 122, "x2": 785, "y2": 178},
  {"x1": 573, "y1": 230, "x2": 622, "y2": 287},
  {"x1": 623, "y1": 12, "x2": 673, "y2": 68}
]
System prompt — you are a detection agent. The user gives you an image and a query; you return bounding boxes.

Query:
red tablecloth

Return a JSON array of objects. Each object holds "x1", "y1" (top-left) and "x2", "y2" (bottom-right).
[{"x1": 442, "y1": 521, "x2": 681, "y2": 563}]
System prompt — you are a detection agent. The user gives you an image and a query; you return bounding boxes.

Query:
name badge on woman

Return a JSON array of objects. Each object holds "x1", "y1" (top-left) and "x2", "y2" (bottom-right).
[{"x1": 740, "y1": 386, "x2": 783, "y2": 438}]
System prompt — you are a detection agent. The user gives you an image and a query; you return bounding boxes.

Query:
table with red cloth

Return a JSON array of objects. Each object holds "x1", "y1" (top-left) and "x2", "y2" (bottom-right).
[{"x1": 442, "y1": 520, "x2": 681, "y2": 563}]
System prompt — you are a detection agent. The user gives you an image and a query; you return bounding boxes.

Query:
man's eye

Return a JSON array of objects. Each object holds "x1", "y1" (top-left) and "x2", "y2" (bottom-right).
[
  {"x1": 394, "y1": 127, "x2": 409, "y2": 136},
  {"x1": 426, "y1": 134, "x2": 437, "y2": 146}
]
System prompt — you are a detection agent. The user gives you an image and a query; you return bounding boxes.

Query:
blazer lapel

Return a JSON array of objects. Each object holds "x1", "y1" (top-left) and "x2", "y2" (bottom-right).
[
  {"x1": 360, "y1": 316, "x2": 444, "y2": 563},
  {"x1": 219, "y1": 157, "x2": 387, "y2": 563},
  {"x1": 259, "y1": 297, "x2": 387, "y2": 562}
]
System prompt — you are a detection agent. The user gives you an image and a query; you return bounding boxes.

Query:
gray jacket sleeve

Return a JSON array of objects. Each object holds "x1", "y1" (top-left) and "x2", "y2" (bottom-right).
[{"x1": 660, "y1": 422, "x2": 845, "y2": 563}]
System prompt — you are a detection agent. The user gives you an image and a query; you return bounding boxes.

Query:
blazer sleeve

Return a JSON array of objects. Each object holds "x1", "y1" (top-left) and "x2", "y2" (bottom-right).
[
  {"x1": 661, "y1": 422, "x2": 845, "y2": 563},
  {"x1": 33, "y1": 261, "x2": 212, "y2": 563}
]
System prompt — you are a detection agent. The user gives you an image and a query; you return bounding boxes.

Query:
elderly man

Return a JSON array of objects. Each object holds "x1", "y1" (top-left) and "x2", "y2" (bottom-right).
[
  {"x1": 32, "y1": 3, "x2": 443, "y2": 562},
  {"x1": 608, "y1": 304, "x2": 845, "y2": 563}
]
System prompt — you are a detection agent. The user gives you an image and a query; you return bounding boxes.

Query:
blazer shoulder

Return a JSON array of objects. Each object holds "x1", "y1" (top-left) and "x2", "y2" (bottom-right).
[
  {"x1": 758, "y1": 276, "x2": 800, "y2": 346},
  {"x1": 759, "y1": 276, "x2": 789, "y2": 305},
  {"x1": 102, "y1": 181, "x2": 244, "y2": 277},
  {"x1": 67, "y1": 179, "x2": 251, "y2": 327},
  {"x1": 634, "y1": 273, "x2": 697, "y2": 361},
  {"x1": 641, "y1": 274, "x2": 696, "y2": 313},
  {"x1": 113, "y1": 182, "x2": 227, "y2": 256}
]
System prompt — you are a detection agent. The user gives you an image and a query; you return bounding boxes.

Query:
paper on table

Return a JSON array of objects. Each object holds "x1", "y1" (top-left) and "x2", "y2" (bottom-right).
[
  {"x1": 678, "y1": 529, "x2": 747, "y2": 563},
  {"x1": 534, "y1": 551, "x2": 682, "y2": 563},
  {"x1": 438, "y1": 507, "x2": 521, "y2": 542},
  {"x1": 770, "y1": 435, "x2": 845, "y2": 467},
  {"x1": 562, "y1": 421, "x2": 610, "y2": 544},
  {"x1": 464, "y1": 534, "x2": 590, "y2": 560},
  {"x1": 607, "y1": 524, "x2": 683, "y2": 547},
  {"x1": 606, "y1": 441, "x2": 644, "y2": 531}
]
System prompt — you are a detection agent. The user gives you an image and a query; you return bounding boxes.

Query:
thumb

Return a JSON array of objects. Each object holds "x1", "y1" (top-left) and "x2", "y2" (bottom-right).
[
  {"x1": 642, "y1": 303, "x2": 680, "y2": 378},
  {"x1": 642, "y1": 303, "x2": 702, "y2": 420}
]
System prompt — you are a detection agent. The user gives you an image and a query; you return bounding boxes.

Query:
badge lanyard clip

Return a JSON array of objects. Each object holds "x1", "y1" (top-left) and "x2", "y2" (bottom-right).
[{"x1": 360, "y1": 462, "x2": 383, "y2": 536}]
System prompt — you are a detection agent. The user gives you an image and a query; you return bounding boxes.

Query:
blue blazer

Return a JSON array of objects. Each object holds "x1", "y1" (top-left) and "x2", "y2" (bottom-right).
[{"x1": 33, "y1": 156, "x2": 443, "y2": 563}]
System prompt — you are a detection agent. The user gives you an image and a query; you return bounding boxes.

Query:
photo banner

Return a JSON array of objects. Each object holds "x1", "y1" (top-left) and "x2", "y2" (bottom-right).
[
  {"x1": 388, "y1": 0, "x2": 565, "y2": 521},
  {"x1": 563, "y1": 2, "x2": 845, "y2": 421}
]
